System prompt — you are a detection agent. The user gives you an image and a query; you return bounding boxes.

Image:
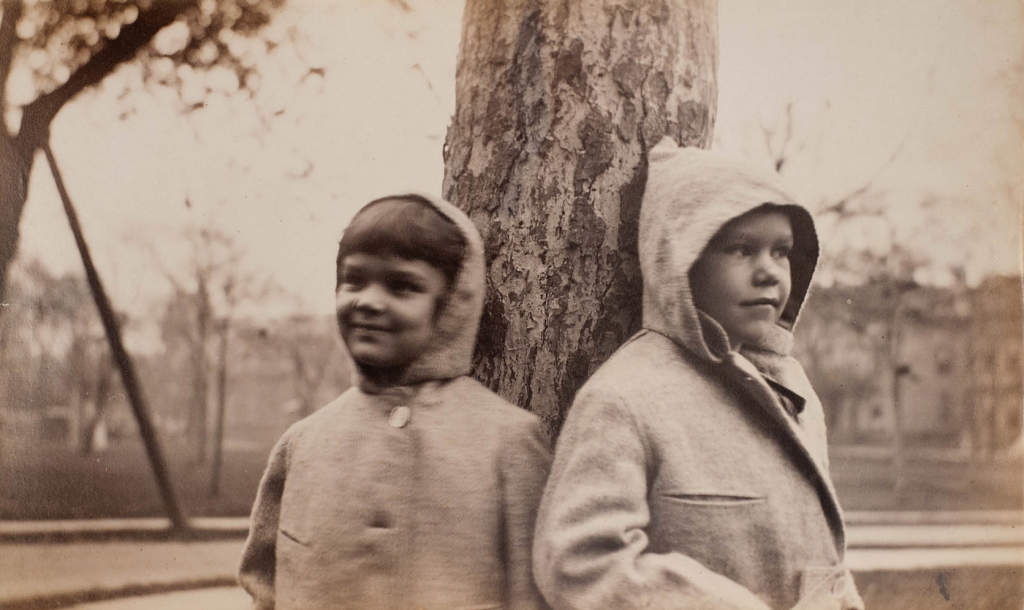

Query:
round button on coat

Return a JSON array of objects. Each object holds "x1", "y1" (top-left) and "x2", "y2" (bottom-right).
[{"x1": 389, "y1": 406, "x2": 411, "y2": 428}]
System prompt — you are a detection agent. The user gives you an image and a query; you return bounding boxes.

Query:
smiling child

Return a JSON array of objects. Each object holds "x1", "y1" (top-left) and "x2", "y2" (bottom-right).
[{"x1": 239, "y1": 194, "x2": 551, "y2": 610}]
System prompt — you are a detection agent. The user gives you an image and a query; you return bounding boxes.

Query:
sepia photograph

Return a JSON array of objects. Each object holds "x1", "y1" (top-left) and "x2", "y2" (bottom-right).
[{"x1": 1, "y1": 1, "x2": 1021, "y2": 608}]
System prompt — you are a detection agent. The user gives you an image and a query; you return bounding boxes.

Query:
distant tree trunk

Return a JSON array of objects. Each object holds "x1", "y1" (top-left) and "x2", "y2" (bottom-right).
[
  {"x1": 80, "y1": 353, "x2": 114, "y2": 455},
  {"x1": 288, "y1": 339, "x2": 334, "y2": 418},
  {"x1": 191, "y1": 279, "x2": 211, "y2": 463},
  {"x1": 208, "y1": 318, "x2": 230, "y2": 496},
  {"x1": 888, "y1": 290, "x2": 910, "y2": 491},
  {"x1": 443, "y1": 0, "x2": 717, "y2": 434}
]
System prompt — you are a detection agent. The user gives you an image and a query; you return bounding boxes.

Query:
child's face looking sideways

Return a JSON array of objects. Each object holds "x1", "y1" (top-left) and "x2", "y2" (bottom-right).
[
  {"x1": 689, "y1": 208, "x2": 793, "y2": 350},
  {"x1": 336, "y1": 253, "x2": 447, "y2": 371}
]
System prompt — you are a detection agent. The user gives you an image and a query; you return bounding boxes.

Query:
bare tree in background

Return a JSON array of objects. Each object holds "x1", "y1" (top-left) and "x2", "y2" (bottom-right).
[
  {"x1": 69, "y1": 315, "x2": 118, "y2": 455},
  {"x1": 443, "y1": 0, "x2": 718, "y2": 434},
  {"x1": 151, "y1": 224, "x2": 261, "y2": 474},
  {"x1": 0, "y1": 259, "x2": 124, "y2": 454},
  {"x1": 283, "y1": 320, "x2": 338, "y2": 419},
  {"x1": 757, "y1": 76, "x2": 1024, "y2": 469}
]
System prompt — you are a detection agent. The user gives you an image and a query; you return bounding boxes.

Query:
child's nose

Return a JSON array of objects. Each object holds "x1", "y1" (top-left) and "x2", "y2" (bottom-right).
[
  {"x1": 354, "y1": 284, "x2": 388, "y2": 311},
  {"x1": 753, "y1": 253, "x2": 783, "y2": 284}
]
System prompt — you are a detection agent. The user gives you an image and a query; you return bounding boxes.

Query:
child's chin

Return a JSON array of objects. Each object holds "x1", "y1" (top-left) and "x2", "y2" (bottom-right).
[
  {"x1": 733, "y1": 324, "x2": 776, "y2": 348},
  {"x1": 354, "y1": 355, "x2": 390, "y2": 368},
  {"x1": 352, "y1": 351, "x2": 408, "y2": 371}
]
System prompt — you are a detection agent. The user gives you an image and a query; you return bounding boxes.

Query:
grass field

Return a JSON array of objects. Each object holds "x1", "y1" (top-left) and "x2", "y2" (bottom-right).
[
  {"x1": 829, "y1": 448, "x2": 1023, "y2": 512},
  {"x1": 0, "y1": 436, "x2": 268, "y2": 520},
  {"x1": 1, "y1": 433, "x2": 1021, "y2": 519}
]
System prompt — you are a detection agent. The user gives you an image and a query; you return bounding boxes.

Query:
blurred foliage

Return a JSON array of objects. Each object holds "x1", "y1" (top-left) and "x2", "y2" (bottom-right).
[
  {"x1": 5, "y1": 0, "x2": 286, "y2": 110},
  {"x1": 0, "y1": 254, "x2": 348, "y2": 447},
  {"x1": 0, "y1": 256, "x2": 101, "y2": 411},
  {"x1": 0, "y1": 0, "x2": 288, "y2": 310}
]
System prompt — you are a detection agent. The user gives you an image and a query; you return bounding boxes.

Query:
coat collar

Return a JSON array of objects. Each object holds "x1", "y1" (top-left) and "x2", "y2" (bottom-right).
[{"x1": 722, "y1": 351, "x2": 846, "y2": 552}]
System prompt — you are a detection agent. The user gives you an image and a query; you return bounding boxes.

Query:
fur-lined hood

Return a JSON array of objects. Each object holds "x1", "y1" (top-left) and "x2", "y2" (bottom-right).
[{"x1": 638, "y1": 138, "x2": 819, "y2": 361}]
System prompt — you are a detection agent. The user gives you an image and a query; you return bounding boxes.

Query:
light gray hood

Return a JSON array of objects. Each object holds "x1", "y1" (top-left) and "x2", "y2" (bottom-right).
[
  {"x1": 638, "y1": 138, "x2": 819, "y2": 362},
  {"x1": 344, "y1": 192, "x2": 485, "y2": 390}
]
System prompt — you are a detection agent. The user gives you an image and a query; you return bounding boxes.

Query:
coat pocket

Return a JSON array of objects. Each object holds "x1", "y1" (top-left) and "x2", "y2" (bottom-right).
[
  {"x1": 275, "y1": 525, "x2": 316, "y2": 592},
  {"x1": 649, "y1": 490, "x2": 770, "y2": 578},
  {"x1": 658, "y1": 491, "x2": 766, "y2": 506},
  {"x1": 278, "y1": 527, "x2": 312, "y2": 548}
]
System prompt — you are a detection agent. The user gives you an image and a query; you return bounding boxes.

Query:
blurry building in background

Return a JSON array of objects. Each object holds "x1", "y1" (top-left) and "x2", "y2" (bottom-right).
[
  {"x1": 965, "y1": 276, "x2": 1024, "y2": 456},
  {"x1": 797, "y1": 274, "x2": 1023, "y2": 457},
  {"x1": 888, "y1": 285, "x2": 971, "y2": 446}
]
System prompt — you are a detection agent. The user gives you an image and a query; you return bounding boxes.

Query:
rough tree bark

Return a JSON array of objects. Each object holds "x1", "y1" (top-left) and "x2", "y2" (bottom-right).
[{"x1": 443, "y1": 0, "x2": 717, "y2": 434}]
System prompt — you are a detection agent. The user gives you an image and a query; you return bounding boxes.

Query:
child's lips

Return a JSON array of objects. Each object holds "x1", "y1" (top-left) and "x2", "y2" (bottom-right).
[
  {"x1": 350, "y1": 321, "x2": 393, "y2": 333},
  {"x1": 740, "y1": 298, "x2": 780, "y2": 308}
]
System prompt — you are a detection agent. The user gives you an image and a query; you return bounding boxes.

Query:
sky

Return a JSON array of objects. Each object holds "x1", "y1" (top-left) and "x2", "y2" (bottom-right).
[{"x1": 12, "y1": 0, "x2": 1024, "y2": 323}]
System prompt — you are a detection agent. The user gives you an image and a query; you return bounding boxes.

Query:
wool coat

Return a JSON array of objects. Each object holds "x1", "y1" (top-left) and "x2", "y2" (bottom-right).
[
  {"x1": 533, "y1": 141, "x2": 864, "y2": 610},
  {"x1": 238, "y1": 193, "x2": 552, "y2": 610}
]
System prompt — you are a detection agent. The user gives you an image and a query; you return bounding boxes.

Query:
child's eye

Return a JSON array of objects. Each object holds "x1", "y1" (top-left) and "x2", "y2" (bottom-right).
[
  {"x1": 388, "y1": 280, "x2": 423, "y2": 295},
  {"x1": 723, "y1": 243, "x2": 754, "y2": 257},
  {"x1": 772, "y1": 245, "x2": 793, "y2": 259}
]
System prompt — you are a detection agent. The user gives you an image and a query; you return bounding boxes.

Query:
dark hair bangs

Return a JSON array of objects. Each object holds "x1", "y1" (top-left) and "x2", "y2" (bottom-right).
[{"x1": 336, "y1": 196, "x2": 466, "y2": 289}]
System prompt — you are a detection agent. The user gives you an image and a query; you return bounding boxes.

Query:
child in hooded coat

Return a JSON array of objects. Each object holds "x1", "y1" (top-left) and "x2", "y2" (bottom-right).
[
  {"x1": 533, "y1": 140, "x2": 864, "y2": 610},
  {"x1": 238, "y1": 193, "x2": 551, "y2": 610}
]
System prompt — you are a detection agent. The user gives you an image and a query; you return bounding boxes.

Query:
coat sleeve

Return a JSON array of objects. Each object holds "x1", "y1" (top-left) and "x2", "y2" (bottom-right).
[
  {"x1": 532, "y1": 387, "x2": 772, "y2": 610},
  {"x1": 502, "y1": 415, "x2": 554, "y2": 610},
  {"x1": 237, "y1": 432, "x2": 291, "y2": 610}
]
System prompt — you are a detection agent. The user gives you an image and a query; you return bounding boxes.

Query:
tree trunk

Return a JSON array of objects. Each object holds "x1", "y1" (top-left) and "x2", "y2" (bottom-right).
[
  {"x1": 443, "y1": 0, "x2": 717, "y2": 434},
  {"x1": 888, "y1": 297, "x2": 908, "y2": 491},
  {"x1": 44, "y1": 141, "x2": 186, "y2": 528},
  {"x1": 80, "y1": 352, "x2": 114, "y2": 455},
  {"x1": 0, "y1": 0, "x2": 194, "y2": 317},
  {"x1": 208, "y1": 319, "x2": 229, "y2": 496},
  {"x1": 0, "y1": 134, "x2": 32, "y2": 307},
  {"x1": 191, "y1": 280, "x2": 211, "y2": 463}
]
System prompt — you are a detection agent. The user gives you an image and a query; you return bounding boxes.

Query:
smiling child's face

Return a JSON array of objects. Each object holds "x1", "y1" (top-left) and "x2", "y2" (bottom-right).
[
  {"x1": 335, "y1": 253, "x2": 447, "y2": 371},
  {"x1": 689, "y1": 208, "x2": 793, "y2": 350}
]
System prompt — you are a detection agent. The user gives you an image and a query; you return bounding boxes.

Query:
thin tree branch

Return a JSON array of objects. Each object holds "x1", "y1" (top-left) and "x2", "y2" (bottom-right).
[
  {"x1": 759, "y1": 121, "x2": 777, "y2": 169},
  {"x1": 388, "y1": 0, "x2": 413, "y2": 13},
  {"x1": 820, "y1": 139, "x2": 908, "y2": 217},
  {"x1": 17, "y1": 0, "x2": 194, "y2": 149}
]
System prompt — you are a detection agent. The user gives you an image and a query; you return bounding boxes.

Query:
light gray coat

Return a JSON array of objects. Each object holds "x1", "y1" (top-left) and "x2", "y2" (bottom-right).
[
  {"x1": 238, "y1": 193, "x2": 552, "y2": 610},
  {"x1": 533, "y1": 141, "x2": 863, "y2": 610}
]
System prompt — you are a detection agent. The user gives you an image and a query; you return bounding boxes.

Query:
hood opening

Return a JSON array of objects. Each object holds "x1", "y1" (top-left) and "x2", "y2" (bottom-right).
[
  {"x1": 639, "y1": 140, "x2": 819, "y2": 361},
  {"x1": 337, "y1": 192, "x2": 486, "y2": 391}
]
